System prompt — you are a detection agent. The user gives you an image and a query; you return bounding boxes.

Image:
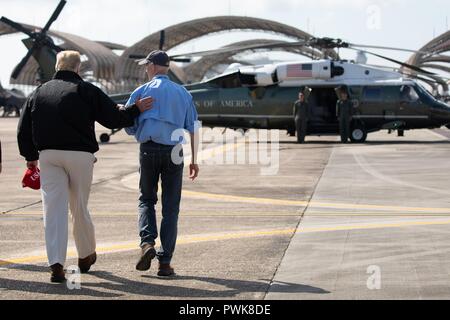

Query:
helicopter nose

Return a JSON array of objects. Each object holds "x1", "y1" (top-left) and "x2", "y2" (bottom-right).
[{"x1": 432, "y1": 102, "x2": 450, "y2": 123}]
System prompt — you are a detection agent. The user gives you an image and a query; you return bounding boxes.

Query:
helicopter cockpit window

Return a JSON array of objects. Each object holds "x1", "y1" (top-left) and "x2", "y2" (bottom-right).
[
  {"x1": 209, "y1": 72, "x2": 243, "y2": 89},
  {"x1": 400, "y1": 85, "x2": 419, "y2": 102},
  {"x1": 415, "y1": 83, "x2": 436, "y2": 103}
]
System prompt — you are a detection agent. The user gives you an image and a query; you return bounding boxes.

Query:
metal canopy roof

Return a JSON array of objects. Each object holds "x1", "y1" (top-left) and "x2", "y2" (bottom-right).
[
  {"x1": 0, "y1": 21, "x2": 119, "y2": 85},
  {"x1": 116, "y1": 16, "x2": 338, "y2": 84},
  {"x1": 407, "y1": 31, "x2": 450, "y2": 91}
]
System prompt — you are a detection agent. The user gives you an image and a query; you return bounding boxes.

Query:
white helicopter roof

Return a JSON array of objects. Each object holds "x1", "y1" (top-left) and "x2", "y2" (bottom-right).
[{"x1": 236, "y1": 59, "x2": 413, "y2": 87}]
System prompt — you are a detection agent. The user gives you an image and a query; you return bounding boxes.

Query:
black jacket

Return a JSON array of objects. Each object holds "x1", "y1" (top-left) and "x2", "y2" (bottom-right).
[{"x1": 17, "y1": 71, "x2": 140, "y2": 161}]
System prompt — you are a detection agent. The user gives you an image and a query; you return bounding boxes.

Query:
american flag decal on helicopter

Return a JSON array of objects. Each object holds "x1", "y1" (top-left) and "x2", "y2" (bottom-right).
[{"x1": 286, "y1": 63, "x2": 313, "y2": 78}]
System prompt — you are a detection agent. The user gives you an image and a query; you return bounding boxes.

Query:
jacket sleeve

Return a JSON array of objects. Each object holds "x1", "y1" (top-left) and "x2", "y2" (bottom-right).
[
  {"x1": 17, "y1": 93, "x2": 39, "y2": 161},
  {"x1": 81, "y1": 82, "x2": 140, "y2": 129},
  {"x1": 124, "y1": 88, "x2": 142, "y2": 136}
]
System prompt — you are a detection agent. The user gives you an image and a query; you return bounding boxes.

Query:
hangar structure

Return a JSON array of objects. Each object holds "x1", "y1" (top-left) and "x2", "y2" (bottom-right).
[
  {"x1": 1, "y1": 15, "x2": 449, "y2": 95},
  {"x1": 115, "y1": 16, "x2": 338, "y2": 89},
  {"x1": 406, "y1": 30, "x2": 450, "y2": 94},
  {"x1": 0, "y1": 16, "x2": 335, "y2": 92}
]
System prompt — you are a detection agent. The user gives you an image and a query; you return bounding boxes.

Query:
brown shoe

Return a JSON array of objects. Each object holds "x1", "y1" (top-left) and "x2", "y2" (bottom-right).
[
  {"x1": 50, "y1": 264, "x2": 66, "y2": 283},
  {"x1": 158, "y1": 263, "x2": 175, "y2": 277},
  {"x1": 136, "y1": 243, "x2": 156, "y2": 271},
  {"x1": 78, "y1": 252, "x2": 97, "y2": 274}
]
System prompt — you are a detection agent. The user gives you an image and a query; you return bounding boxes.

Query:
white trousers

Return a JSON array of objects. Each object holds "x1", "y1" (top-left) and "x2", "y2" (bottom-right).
[{"x1": 39, "y1": 150, "x2": 96, "y2": 266}]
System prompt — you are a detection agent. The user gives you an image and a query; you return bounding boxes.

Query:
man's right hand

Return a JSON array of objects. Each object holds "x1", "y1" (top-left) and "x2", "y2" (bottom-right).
[
  {"x1": 136, "y1": 96, "x2": 154, "y2": 113},
  {"x1": 27, "y1": 161, "x2": 38, "y2": 169}
]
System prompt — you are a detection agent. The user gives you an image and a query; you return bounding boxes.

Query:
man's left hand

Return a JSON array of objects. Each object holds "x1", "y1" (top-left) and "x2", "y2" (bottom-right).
[
  {"x1": 136, "y1": 96, "x2": 154, "y2": 113},
  {"x1": 189, "y1": 164, "x2": 199, "y2": 181}
]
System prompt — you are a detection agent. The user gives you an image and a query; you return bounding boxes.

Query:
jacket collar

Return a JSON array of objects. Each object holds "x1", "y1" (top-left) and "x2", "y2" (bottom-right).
[{"x1": 53, "y1": 70, "x2": 83, "y2": 82}]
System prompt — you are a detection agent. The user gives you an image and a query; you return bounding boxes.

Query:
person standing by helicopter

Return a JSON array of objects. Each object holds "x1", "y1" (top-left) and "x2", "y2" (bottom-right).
[
  {"x1": 336, "y1": 86, "x2": 353, "y2": 143},
  {"x1": 294, "y1": 88, "x2": 310, "y2": 143}
]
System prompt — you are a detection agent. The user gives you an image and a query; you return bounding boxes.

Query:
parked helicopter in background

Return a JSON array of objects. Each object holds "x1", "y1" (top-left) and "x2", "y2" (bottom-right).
[
  {"x1": 2, "y1": 0, "x2": 450, "y2": 144},
  {"x1": 0, "y1": 81, "x2": 26, "y2": 117},
  {"x1": 123, "y1": 38, "x2": 450, "y2": 143}
]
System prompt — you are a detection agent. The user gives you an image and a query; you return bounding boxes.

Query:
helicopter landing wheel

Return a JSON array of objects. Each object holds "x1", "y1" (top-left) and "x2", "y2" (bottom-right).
[
  {"x1": 398, "y1": 129, "x2": 404, "y2": 137},
  {"x1": 100, "y1": 133, "x2": 111, "y2": 143},
  {"x1": 350, "y1": 125, "x2": 367, "y2": 143}
]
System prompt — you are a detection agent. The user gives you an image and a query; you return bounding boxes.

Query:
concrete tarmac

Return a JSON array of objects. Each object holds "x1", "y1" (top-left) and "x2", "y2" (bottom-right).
[{"x1": 1, "y1": 117, "x2": 450, "y2": 300}]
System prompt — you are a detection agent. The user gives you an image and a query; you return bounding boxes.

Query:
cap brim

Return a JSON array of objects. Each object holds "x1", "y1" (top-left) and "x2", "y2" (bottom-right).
[{"x1": 137, "y1": 59, "x2": 149, "y2": 65}]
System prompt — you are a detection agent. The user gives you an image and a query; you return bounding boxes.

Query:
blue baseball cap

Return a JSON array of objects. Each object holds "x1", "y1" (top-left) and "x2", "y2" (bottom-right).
[{"x1": 137, "y1": 50, "x2": 170, "y2": 67}]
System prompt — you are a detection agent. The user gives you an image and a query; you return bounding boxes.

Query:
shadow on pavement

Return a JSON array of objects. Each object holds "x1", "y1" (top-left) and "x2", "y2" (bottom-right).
[
  {"x1": 0, "y1": 263, "x2": 121, "y2": 298},
  {"x1": 0, "y1": 264, "x2": 329, "y2": 299},
  {"x1": 86, "y1": 271, "x2": 330, "y2": 298}
]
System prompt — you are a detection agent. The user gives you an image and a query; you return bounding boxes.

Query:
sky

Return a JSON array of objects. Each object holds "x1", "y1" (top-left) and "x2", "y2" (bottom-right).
[{"x1": 0, "y1": 0, "x2": 449, "y2": 87}]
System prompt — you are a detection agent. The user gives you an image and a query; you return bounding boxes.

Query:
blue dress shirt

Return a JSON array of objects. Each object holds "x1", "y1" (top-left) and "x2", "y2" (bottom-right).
[{"x1": 125, "y1": 75, "x2": 199, "y2": 145}]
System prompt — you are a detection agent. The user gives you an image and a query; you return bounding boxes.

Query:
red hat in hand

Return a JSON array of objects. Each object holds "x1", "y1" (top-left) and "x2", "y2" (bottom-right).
[{"x1": 22, "y1": 166, "x2": 41, "y2": 190}]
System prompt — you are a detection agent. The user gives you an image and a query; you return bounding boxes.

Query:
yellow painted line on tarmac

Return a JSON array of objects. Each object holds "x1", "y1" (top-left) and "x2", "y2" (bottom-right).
[
  {"x1": 3, "y1": 218, "x2": 450, "y2": 267},
  {"x1": 183, "y1": 190, "x2": 450, "y2": 214},
  {"x1": 183, "y1": 190, "x2": 309, "y2": 207},
  {"x1": 306, "y1": 213, "x2": 450, "y2": 217},
  {"x1": 0, "y1": 228, "x2": 296, "y2": 267},
  {"x1": 300, "y1": 219, "x2": 450, "y2": 233},
  {"x1": 4, "y1": 211, "x2": 302, "y2": 217},
  {"x1": 7, "y1": 211, "x2": 450, "y2": 218}
]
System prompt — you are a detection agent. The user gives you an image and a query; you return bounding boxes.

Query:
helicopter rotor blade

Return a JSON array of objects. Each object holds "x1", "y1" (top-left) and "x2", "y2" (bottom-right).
[
  {"x1": 129, "y1": 54, "x2": 146, "y2": 60},
  {"x1": 170, "y1": 40, "x2": 309, "y2": 59},
  {"x1": 0, "y1": 16, "x2": 35, "y2": 38},
  {"x1": 170, "y1": 58, "x2": 192, "y2": 63},
  {"x1": 41, "y1": 0, "x2": 67, "y2": 34},
  {"x1": 129, "y1": 54, "x2": 192, "y2": 63},
  {"x1": 348, "y1": 43, "x2": 432, "y2": 55},
  {"x1": 159, "y1": 30, "x2": 165, "y2": 50},
  {"x1": 347, "y1": 47, "x2": 436, "y2": 76},
  {"x1": 39, "y1": 36, "x2": 64, "y2": 53},
  {"x1": 11, "y1": 45, "x2": 37, "y2": 79}
]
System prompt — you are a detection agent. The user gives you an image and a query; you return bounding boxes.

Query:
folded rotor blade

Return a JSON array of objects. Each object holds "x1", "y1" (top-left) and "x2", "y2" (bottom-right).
[
  {"x1": 159, "y1": 30, "x2": 165, "y2": 50},
  {"x1": 349, "y1": 43, "x2": 431, "y2": 55},
  {"x1": 11, "y1": 46, "x2": 37, "y2": 79},
  {"x1": 0, "y1": 16, "x2": 35, "y2": 38},
  {"x1": 348, "y1": 47, "x2": 436, "y2": 75},
  {"x1": 42, "y1": 0, "x2": 67, "y2": 33},
  {"x1": 170, "y1": 40, "x2": 309, "y2": 59}
]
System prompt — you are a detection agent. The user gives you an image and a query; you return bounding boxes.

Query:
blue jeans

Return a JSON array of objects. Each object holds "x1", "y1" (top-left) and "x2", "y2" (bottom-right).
[{"x1": 138, "y1": 141, "x2": 184, "y2": 264}]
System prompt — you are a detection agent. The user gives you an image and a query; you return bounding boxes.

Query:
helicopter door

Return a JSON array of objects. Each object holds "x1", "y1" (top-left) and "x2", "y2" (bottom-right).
[
  {"x1": 308, "y1": 87, "x2": 339, "y2": 126},
  {"x1": 359, "y1": 86, "x2": 396, "y2": 129}
]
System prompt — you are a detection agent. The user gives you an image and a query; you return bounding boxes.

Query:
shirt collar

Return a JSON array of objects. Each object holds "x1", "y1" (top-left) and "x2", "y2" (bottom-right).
[
  {"x1": 53, "y1": 70, "x2": 83, "y2": 82},
  {"x1": 153, "y1": 74, "x2": 169, "y2": 80}
]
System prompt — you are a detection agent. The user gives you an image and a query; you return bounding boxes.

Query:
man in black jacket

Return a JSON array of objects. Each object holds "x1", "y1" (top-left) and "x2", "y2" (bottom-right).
[{"x1": 17, "y1": 50, "x2": 153, "y2": 283}]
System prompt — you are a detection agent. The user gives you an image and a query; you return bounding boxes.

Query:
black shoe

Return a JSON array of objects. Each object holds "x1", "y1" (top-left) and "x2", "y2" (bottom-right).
[
  {"x1": 136, "y1": 244, "x2": 156, "y2": 271},
  {"x1": 157, "y1": 263, "x2": 176, "y2": 277},
  {"x1": 78, "y1": 252, "x2": 97, "y2": 274},
  {"x1": 50, "y1": 264, "x2": 66, "y2": 283}
]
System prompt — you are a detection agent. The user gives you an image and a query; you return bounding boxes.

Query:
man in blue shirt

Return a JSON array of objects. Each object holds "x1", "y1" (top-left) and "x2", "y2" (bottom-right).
[{"x1": 125, "y1": 50, "x2": 200, "y2": 277}]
